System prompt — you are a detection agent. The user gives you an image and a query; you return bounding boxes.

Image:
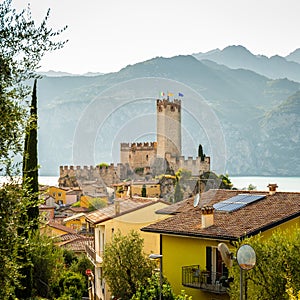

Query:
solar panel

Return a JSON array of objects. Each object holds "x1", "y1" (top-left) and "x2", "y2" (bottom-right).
[
  {"x1": 213, "y1": 194, "x2": 266, "y2": 212},
  {"x1": 217, "y1": 203, "x2": 246, "y2": 212},
  {"x1": 237, "y1": 194, "x2": 265, "y2": 204}
]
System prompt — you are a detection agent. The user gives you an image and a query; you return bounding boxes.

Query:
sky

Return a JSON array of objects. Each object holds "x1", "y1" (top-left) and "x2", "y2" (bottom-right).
[{"x1": 11, "y1": 0, "x2": 300, "y2": 74}]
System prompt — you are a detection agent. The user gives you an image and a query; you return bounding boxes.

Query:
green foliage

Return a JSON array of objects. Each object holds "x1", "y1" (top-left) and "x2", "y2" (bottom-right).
[
  {"x1": 218, "y1": 174, "x2": 233, "y2": 189},
  {"x1": 102, "y1": 230, "x2": 153, "y2": 300},
  {"x1": 132, "y1": 273, "x2": 174, "y2": 300},
  {"x1": 23, "y1": 79, "x2": 39, "y2": 230},
  {"x1": 247, "y1": 183, "x2": 257, "y2": 191},
  {"x1": 200, "y1": 171, "x2": 233, "y2": 190},
  {"x1": 198, "y1": 144, "x2": 205, "y2": 161},
  {"x1": 98, "y1": 162, "x2": 109, "y2": 168},
  {"x1": 63, "y1": 249, "x2": 78, "y2": 268},
  {"x1": 88, "y1": 197, "x2": 108, "y2": 211},
  {"x1": 228, "y1": 227, "x2": 300, "y2": 300},
  {"x1": 55, "y1": 271, "x2": 86, "y2": 300},
  {"x1": 132, "y1": 273, "x2": 192, "y2": 300},
  {"x1": 30, "y1": 232, "x2": 65, "y2": 299},
  {"x1": 0, "y1": 0, "x2": 67, "y2": 176}
]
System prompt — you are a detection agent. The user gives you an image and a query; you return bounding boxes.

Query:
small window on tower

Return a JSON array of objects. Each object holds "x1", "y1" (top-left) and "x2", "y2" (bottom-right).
[
  {"x1": 146, "y1": 155, "x2": 149, "y2": 161},
  {"x1": 129, "y1": 154, "x2": 131, "y2": 159}
]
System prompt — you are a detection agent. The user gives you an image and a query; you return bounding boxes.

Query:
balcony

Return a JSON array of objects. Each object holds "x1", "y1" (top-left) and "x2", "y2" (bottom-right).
[
  {"x1": 182, "y1": 265, "x2": 229, "y2": 294},
  {"x1": 85, "y1": 242, "x2": 103, "y2": 266}
]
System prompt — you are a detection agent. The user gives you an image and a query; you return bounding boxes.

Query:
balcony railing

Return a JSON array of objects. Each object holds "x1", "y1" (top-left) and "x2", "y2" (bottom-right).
[
  {"x1": 182, "y1": 265, "x2": 229, "y2": 294},
  {"x1": 85, "y1": 242, "x2": 103, "y2": 266}
]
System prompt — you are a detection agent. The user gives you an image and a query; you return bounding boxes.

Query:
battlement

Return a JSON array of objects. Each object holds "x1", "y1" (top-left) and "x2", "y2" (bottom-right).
[
  {"x1": 157, "y1": 98, "x2": 181, "y2": 112},
  {"x1": 60, "y1": 163, "x2": 119, "y2": 175},
  {"x1": 165, "y1": 153, "x2": 210, "y2": 176},
  {"x1": 120, "y1": 141, "x2": 157, "y2": 151}
]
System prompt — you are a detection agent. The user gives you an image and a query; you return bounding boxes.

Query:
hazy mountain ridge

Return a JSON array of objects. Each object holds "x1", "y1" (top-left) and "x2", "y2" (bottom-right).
[
  {"x1": 193, "y1": 45, "x2": 300, "y2": 83},
  {"x1": 36, "y1": 49, "x2": 300, "y2": 176}
]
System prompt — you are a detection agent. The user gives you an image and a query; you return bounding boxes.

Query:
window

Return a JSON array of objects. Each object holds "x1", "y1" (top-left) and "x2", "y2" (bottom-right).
[
  {"x1": 146, "y1": 154, "x2": 149, "y2": 161},
  {"x1": 206, "y1": 246, "x2": 228, "y2": 284},
  {"x1": 58, "y1": 192, "x2": 62, "y2": 197}
]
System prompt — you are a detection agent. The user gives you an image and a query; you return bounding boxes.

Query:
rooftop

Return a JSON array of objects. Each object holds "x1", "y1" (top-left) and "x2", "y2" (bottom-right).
[
  {"x1": 142, "y1": 189, "x2": 300, "y2": 241},
  {"x1": 86, "y1": 197, "x2": 168, "y2": 225}
]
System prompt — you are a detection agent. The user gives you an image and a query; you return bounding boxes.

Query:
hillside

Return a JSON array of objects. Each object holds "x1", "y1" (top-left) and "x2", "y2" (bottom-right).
[{"x1": 36, "y1": 54, "x2": 300, "y2": 176}]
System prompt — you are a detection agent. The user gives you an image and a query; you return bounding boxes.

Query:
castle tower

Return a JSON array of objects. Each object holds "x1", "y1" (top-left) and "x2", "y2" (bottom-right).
[{"x1": 156, "y1": 98, "x2": 181, "y2": 158}]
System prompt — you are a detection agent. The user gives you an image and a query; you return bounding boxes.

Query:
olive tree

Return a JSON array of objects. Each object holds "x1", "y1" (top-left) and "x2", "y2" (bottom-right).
[{"x1": 102, "y1": 230, "x2": 153, "y2": 300}]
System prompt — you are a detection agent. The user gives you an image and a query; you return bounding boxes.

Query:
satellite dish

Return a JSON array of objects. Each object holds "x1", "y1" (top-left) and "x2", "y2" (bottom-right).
[
  {"x1": 218, "y1": 243, "x2": 233, "y2": 268},
  {"x1": 193, "y1": 193, "x2": 200, "y2": 207}
]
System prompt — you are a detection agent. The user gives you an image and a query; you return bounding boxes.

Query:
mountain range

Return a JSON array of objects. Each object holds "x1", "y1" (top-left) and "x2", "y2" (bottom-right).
[{"x1": 36, "y1": 45, "x2": 300, "y2": 177}]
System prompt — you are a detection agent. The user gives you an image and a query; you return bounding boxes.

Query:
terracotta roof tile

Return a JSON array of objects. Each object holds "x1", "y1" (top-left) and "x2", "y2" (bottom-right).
[
  {"x1": 86, "y1": 198, "x2": 168, "y2": 224},
  {"x1": 142, "y1": 189, "x2": 300, "y2": 240}
]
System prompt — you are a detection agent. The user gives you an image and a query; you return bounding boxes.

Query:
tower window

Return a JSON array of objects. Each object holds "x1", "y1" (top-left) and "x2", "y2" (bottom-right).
[{"x1": 146, "y1": 155, "x2": 149, "y2": 161}]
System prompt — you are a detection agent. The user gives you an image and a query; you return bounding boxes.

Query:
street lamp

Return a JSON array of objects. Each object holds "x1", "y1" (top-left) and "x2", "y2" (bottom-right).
[{"x1": 149, "y1": 254, "x2": 163, "y2": 300}]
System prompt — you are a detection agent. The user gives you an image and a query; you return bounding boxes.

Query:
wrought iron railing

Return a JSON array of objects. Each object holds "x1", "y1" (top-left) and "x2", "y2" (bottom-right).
[{"x1": 182, "y1": 265, "x2": 228, "y2": 294}]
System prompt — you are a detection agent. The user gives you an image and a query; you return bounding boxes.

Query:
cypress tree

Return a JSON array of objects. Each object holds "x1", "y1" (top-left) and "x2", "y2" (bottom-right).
[
  {"x1": 198, "y1": 144, "x2": 205, "y2": 161},
  {"x1": 17, "y1": 79, "x2": 39, "y2": 299},
  {"x1": 23, "y1": 79, "x2": 39, "y2": 228}
]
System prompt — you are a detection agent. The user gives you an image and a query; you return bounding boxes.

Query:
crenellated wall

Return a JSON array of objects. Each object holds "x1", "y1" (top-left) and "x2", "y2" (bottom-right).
[
  {"x1": 59, "y1": 164, "x2": 123, "y2": 187},
  {"x1": 165, "y1": 153, "x2": 210, "y2": 176}
]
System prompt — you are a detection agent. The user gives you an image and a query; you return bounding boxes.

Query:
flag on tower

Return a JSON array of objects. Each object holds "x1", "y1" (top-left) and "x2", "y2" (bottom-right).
[
  {"x1": 178, "y1": 92, "x2": 184, "y2": 97},
  {"x1": 168, "y1": 92, "x2": 174, "y2": 97},
  {"x1": 160, "y1": 92, "x2": 165, "y2": 97}
]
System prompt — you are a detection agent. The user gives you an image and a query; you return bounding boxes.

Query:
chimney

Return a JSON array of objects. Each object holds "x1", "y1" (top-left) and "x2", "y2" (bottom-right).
[
  {"x1": 268, "y1": 183, "x2": 278, "y2": 195},
  {"x1": 115, "y1": 199, "x2": 120, "y2": 215},
  {"x1": 201, "y1": 205, "x2": 214, "y2": 228}
]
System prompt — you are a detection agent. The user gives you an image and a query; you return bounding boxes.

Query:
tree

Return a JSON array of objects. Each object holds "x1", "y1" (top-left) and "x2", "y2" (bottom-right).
[
  {"x1": 0, "y1": 1, "x2": 67, "y2": 298},
  {"x1": 132, "y1": 273, "x2": 192, "y2": 300},
  {"x1": 23, "y1": 79, "x2": 39, "y2": 229},
  {"x1": 228, "y1": 227, "x2": 300, "y2": 300},
  {"x1": 198, "y1": 144, "x2": 205, "y2": 161},
  {"x1": 102, "y1": 230, "x2": 153, "y2": 300},
  {"x1": 30, "y1": 232, "x2": 65, "y2": 299},
  {"x1": 0, "y1": 0, "x2": 67, "y2": 175}
]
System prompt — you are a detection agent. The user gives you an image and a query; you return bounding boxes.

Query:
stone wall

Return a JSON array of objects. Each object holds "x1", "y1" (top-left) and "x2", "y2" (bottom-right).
[
  {"x1": 120, "y1": 142, "x2": 157, "y2": 170},
  {"x1": 59, "y1": 164, "x2": 122, "y2": 188},
  {"x1": 165, "y1": 153, "x2": 210, "y2": 176}
]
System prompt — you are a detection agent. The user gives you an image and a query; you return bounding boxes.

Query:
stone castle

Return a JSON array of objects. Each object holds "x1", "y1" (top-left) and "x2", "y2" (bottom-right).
[{"x1": 59, "y1": 97, "x2": 210, "y2": 188}]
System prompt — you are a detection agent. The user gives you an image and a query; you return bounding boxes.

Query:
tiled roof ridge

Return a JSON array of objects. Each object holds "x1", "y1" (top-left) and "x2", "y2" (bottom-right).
[{"x1": 47, "y1": 221, "x2": 77, "y2": 234}]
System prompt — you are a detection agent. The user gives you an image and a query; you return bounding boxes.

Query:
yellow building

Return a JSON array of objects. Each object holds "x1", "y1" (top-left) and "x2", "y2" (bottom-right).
[
  {"x1": 48, "y1": 186, "x2": 69, "y2": 205},
  {"x1": 85, "y1": 197, "x2": 171, "y2": 300},
  {"x1": 142, "y1": 186, "x2": 300, "y2": 300},
  {"x1": 63, "y1": 213, "x2": 87, "y2": 233},
  {"x1": 131, "y1": 181, "x2": 160, "y2": 198}
]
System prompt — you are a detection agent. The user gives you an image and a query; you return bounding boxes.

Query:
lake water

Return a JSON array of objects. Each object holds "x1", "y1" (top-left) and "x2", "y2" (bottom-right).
[
  {"x1": 1, "y1": 176, "x2": 299, "y2": 192},
  {"x1": 37, "y1": 176, "x2": 300, "y2": 192}
]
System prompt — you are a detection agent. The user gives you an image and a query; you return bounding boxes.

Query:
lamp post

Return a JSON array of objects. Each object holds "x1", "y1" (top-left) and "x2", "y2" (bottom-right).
[{"x1": 149, "y1": 254, "x2": 163, "y2": 300}]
